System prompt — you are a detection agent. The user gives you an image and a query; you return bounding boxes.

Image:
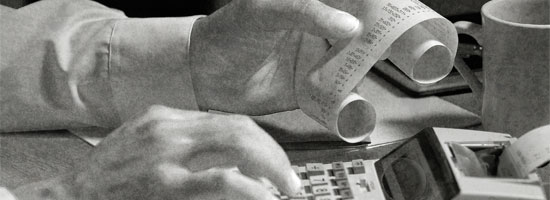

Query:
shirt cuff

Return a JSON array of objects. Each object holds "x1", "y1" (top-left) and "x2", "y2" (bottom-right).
[{"x1": 109, "y1": 16, "x2": 204, "y2": 120}]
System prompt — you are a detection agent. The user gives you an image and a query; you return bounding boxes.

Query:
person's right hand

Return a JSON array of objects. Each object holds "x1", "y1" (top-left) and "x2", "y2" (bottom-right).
[{"x1": 15, "y1": 105, "x2": 301, "y2": 200}]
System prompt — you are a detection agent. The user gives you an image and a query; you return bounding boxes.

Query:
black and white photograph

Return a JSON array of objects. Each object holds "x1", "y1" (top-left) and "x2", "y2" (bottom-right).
[{"x1": 1, "y1": 0, "x2": 549, "y2": 199}]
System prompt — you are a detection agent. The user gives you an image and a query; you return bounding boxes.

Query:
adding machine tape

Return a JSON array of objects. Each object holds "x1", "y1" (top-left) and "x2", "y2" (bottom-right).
[
  {"x1": 295, "y1": 0, "x2": 458, "y2": 143},
  {"x1": 498, "y1": 125, "x2": 550, "y2": 178}
]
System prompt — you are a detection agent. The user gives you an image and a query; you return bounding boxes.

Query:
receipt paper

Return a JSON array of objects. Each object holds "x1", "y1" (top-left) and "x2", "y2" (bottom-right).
[
  {"x1": 498, "y1": 125, "x2": 550, "y2": 178},
  {"x1": 295, "y1": 0, "x2": 458, "y2": 143}
]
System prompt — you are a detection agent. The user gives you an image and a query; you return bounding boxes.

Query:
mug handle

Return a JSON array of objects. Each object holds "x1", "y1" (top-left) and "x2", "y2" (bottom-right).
[{"x1": 453, "y1": 21, "x2": 484, "y2": 104}]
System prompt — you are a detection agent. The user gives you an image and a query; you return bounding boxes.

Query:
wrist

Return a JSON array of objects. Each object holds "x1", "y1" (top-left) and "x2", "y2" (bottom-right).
[{"x1": 189, "y1": 17, "x2": 213, "y2": 111}]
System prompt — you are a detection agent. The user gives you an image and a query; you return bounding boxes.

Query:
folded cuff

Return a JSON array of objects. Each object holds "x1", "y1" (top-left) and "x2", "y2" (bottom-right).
[{"x1": 109, "y1": 16, "x2": 204, "y2": 120}]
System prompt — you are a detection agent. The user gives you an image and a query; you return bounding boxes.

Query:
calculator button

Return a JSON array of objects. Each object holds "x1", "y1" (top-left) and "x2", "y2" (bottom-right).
[
  {"x1": 351, "y1": 159, "x2": 364, "y2": 166},
  {"x1": 335, "y1": 180, "x2": 350, "y2": 188},
  {"x1": 300, "y1": 172, "x2": 309, "y2": 180},
  {"x1": 333, "y1": 170, "x2": 347, "y2": 179},
  {"x1": 304, "y1": 185, "x2": 312, "y2": 194},
  {"x1": 306, "y1": 163, "x2": 325, "y2": 176},
  {"x1": 311, "y1": 185, "x2": 331, "y2": 195},
  {"x1": 314, "y1": 196, "x2": 333, "y2": 200},
  {"x1": 332, "y1": 162, "x2": 345, "y2": 170},
  {"x1": 351, "y1": 159, "x2": 365, "y2": 174},
  {"x1": 309, "y1": 175, "x2": 329, "y2": 185},
  {"x1": 302, "y1": 179, "x2": 311, "y2": 186},
  {"x1": 339, "y1": 189, "x2": 353, "y2": 198},
  {"x1": 291, "y1": 190, "x2": 308, "y2": 198},
  {"x1": 358, "y1": 179, "x2": 371, "y2": 192}
]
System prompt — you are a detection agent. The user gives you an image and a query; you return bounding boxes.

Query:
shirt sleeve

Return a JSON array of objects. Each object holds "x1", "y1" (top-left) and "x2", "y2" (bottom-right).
[{"x1": 0, "y1": 0, "x2": 202, "y2": 132}]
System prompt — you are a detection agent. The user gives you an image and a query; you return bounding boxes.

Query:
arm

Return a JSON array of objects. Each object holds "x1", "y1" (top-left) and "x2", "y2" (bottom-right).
[
  {"x1": 1, "y1": 0, "x2": 361, "y2": 198},
  {"x1": 0, "y1": 0, "x2": 202, "y2": 132}
]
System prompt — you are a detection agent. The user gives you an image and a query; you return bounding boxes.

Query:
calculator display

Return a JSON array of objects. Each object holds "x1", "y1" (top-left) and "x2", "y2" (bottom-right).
[{"x1": 374, "y1": 128, "x2": 459, "y2": 200}]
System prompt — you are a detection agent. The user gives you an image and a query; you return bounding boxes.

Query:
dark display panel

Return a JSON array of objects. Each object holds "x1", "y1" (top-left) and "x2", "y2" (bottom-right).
[{"x1": 375, "y1": 128, "x2": 459, "y2": 200}]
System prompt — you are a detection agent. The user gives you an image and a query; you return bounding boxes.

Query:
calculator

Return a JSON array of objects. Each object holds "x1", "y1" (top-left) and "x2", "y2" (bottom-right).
[
  {"x1": 267, "y1": 159, "x2": 384, "y2": 200},
  {"x1": 267, "y1": 128, "x2": 546, "y2": 200},
  {"x1": 268, "y1": 128, "x2": 454, "y2": 200}
]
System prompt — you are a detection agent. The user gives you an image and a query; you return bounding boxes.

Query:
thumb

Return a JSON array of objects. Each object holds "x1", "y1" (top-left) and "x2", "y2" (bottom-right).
[{"x1": 268, "y1": 0, "x2": 360, "y2": 39}]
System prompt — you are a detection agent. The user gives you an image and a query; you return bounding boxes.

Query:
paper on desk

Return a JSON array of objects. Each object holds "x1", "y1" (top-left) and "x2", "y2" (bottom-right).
[
  {"x1": 498, "y1": 125, "x2": 550, "y2": 178},
  {"x1": 295, "y1": 0, "x2": 457, "y2": 143}
]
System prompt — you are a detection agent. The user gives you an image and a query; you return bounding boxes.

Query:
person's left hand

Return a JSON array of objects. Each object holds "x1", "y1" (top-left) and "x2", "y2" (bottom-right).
[{"x1": 190, "y1": 0, "x2": 361, "y2": 115}]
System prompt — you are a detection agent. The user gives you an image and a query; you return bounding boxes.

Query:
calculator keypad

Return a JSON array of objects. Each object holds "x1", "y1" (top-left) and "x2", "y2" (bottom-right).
[{"x1": 268, "y1": 159, "x2": 384, "y2": 200}]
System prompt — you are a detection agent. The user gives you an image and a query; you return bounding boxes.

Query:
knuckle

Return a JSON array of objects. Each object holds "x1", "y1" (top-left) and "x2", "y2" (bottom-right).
[
  {"x1": 224, "y1": 115, "x2": 259, "y2": 137},
  {"x1": 138, "y1": 119, "x2": 169, "y2": 135},
  {"x1": 143, "y1": 105, "x2": 170, "y2": 119},
  {"x1": 202, "y1": 114, "x2": 267, "y2": 157},
  {"x1": 221, "y1": 115, "x2": 263, "y2": 155},
  {"x1": 155, "y1": 164, "x2": 181, "y2": 186},
  {"x1": 227, "y1": 114, "x2": 254, "y2": 125},
  {"x1": 146, "y1": 105, "x2": 169, "y2": 114},
  {"x1": 208, "y1": 170, "x2": 236, "y2": 191}
]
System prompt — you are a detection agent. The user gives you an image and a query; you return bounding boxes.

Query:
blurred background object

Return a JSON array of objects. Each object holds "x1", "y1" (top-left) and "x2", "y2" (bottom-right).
[
  {"x1": 371, "y1": 0, "x2": 492, "y2": 97},
  {"x1": 0, "y1": 0, "x2": 230, "y2": 15}
]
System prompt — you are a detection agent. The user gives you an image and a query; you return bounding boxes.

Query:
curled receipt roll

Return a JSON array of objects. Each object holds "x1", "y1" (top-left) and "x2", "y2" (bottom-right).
[
  {"x1": 498, "y1": 125, "x2": 550, "y2": 178},
  {"x1": 295, "y1": 0, "x2": 458, "y2": 143}
]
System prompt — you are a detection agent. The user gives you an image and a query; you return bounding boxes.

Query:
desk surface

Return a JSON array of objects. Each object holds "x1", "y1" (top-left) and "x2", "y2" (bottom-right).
[{"x1": 1, "y1": 90, "x2": 548, "y2": 199}]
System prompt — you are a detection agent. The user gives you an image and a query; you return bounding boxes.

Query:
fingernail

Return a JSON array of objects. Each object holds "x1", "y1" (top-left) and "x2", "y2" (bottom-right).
[
  {"x1": 333, "y1": 12, "x2": 360, "y2": 36},
  {"x1": 287, "y1": 170, "x2": 302, "y2": 194}
]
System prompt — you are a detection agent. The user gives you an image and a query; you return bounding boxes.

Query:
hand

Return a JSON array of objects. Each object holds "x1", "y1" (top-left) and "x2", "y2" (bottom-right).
[
  {"x1": 190, "y1": 0, "x2": 361, "y2": 115},
  {"x1": 24, "y1": 105, "x2": 300, "y2": 200}
]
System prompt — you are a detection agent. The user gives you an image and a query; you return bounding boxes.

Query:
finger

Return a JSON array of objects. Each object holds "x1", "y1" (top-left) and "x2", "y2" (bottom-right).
[
  {"x1": 202, "y1": 115, "x2": 301, "y2": 194},
  {"x1": 166, "y1": 115, "x2": 302, "y2": 195},
  {"x1": 139, "y1": 105, "x2": 211, "y2": 121},
  {"x1": 265, "y1": 0, "x2": 360, "y2": 39},
  {"x1": 123, "y1": 105, "x2": 214, "y2": 139},
  {"x1": 174, "y1": 169, "x2": 279, "y2": 200}
]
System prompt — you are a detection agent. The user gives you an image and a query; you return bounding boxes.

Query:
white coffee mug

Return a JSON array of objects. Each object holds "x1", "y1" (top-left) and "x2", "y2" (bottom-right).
[{"x1": 453, "y1": 0, "x2": 550, "y2": 137}]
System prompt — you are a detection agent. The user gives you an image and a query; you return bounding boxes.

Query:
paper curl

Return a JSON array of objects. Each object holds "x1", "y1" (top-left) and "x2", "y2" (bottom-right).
[{"x1": 296, "y1": 0, "x2": 458, "y2": 143}]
